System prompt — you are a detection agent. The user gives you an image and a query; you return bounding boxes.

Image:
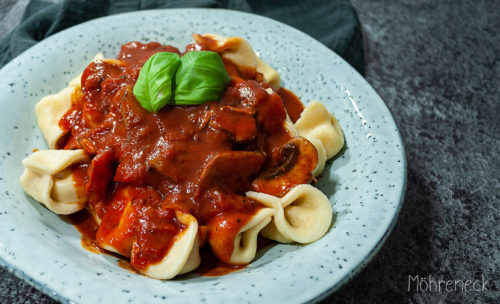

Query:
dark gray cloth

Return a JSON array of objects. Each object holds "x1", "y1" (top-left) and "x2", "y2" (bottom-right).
[{"x1": 0, "y1": 0, "x2": 364, "y2": 73}]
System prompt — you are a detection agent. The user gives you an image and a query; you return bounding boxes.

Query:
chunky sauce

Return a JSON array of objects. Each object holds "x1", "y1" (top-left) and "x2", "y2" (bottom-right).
[
  {"x1": 69, "y1": 209, "x2": 248, "y2": 276},
  {"x1": 61, "y1": 40, "x2": 310, "y2": 273},
  {"x1": 278, "y1": 88, "x2": 304, "y2": 123},
  {"x1": 195, "y1": 247, "x2": 246, "y2": 276}
]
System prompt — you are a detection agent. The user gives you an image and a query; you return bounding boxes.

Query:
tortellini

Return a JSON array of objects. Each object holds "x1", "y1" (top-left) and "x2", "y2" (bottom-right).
[
  {"x1": 20, "y1": 149, "x2": 89, "y2": 215},
  {"x1": 247, "y1": 184, "x2": 332, "y2": 244},
  {"x1": 284, "y1": 113, "x2": 299, "y2": 137},
  {"x1": 37, "y1": 53, "x2": 105, "y2": 149},
  {"x1": 308, "y1": 137, "x2": 328, "y2": 176},
  {"x1": 36, "y1": 87, "x2": 75, "y2": 149},
  {"x1": 195, "y1": 33, "x2": 281, "y2": 90},
  {"x1": 295, "y1": 100, "x2": 345, "y2": 175},
  {"x1": 208, "y1": 208, "x2": 274, "y2": 265},
  {"x1": 140, "y1": 211, "x2": 201, "y2": 280},
  {"x1": 20, "y1": 36, "x2": 345, "y2": 280},
  {"x1": 68, "y1": 53, "x2": 104, "y2": 89},
  {"x1": 95, "y1": 187, "x2": 201, "y2": 280},
  {"x1": 229, "y1": 208, "x2": 274, "y2": 264}
]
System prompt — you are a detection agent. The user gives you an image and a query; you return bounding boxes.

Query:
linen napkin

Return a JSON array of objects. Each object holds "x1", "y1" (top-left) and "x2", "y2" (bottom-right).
[{"x1": 0, "y1": 0, "x2": 364, "y2": 73}]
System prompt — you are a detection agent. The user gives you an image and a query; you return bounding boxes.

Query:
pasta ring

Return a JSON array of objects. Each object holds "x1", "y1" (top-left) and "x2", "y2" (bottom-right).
[
  {"x1": 20, "y1": 149, "x2": 89, "y2": 215},
  {"x1": 246, "y1": 184, "x2": 332, "y2": 244}
]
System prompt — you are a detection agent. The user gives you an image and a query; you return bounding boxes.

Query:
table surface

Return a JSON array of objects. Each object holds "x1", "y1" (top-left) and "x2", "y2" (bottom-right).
[{"x1": 1, "y1": 0, "x2": 498, "y2": 303}]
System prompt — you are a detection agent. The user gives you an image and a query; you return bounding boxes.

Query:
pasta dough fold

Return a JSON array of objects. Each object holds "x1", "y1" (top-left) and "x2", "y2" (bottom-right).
[
  {"x1": 94, "y1": 186, "x2": 201, "y2": 279},
  {"x1": 38, "y1": 53, "x2": 105, "y2": 149},
  {"x1": 195, "y1": 33, "x2": 281, "y2": 90},
  {"x1": 209, "y1": 207, "x2": 274, "y2": 265},
  {"x1": 246, "y1": 184, "x2": 332, "y2": 244},
  {"x1": 20, "y1": 149, "x2": 89, "y2": 215},
  {"x1": 295, "y1": 100, "x2": 345, "y2": 174},
  {"x1": 36, "y1": 87, "x2": 75, "y2": 149},
  {"x1": 308, "y1": 137, "x2": 327, "y2": 176},
  {"x1": 141, "y1": 211, "x2": 201, "y2": 279},
  {"x1": 96, "y1": 197, "x2": 201, "y2": 279},
  {"x1": 230, "y1": 208, "x2": 274, "y2": 264}
]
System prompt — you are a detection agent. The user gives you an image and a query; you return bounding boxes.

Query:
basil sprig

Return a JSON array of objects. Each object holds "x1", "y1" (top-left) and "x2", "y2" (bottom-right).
[
  {"x1": 133, "y1": 52, "x2": 180, "y2": 114},
  {"x1": 133, "y1": 51, "x2": 230, "y2": 113},
  {"x1": 174, "y1": 51, "x2": 230, "y2": 105}
]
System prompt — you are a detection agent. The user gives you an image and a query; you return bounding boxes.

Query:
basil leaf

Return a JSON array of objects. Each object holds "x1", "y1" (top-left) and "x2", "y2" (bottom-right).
[
  {"x1": 174, "y1": 51, "x2": 230, "y2": 105},
  {"x1": 133, "y1": 52, "x2": 180, "y2": 114}
]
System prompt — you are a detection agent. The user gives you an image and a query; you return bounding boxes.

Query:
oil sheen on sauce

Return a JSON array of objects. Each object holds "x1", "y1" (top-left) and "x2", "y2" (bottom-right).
[{"x1": 63, "y1": 40, "x2": 306, "y2": 275}]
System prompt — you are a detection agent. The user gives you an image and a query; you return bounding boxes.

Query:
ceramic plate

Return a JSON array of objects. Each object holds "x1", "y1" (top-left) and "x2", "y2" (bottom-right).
[{"x1": 0, "y1": 9, "x2": 406, "y2": 304}]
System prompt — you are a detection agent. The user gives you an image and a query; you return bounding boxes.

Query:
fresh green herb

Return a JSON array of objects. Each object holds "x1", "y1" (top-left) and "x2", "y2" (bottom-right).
[
  {"x1": 133, "y1": 50, "x2": 230, "y2": 113},
  {"x1": 174, "y1": 51, "x2": 231, "y2": 105},
  {"x1": 133, "y1": 52, "x2": 180, "y2": 114}
]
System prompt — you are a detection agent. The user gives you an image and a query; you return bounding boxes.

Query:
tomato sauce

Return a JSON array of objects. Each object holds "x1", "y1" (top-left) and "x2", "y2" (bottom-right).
[
  {"x1": 195, "y1": 246, "x2": 246, "y2": 276},
  {"x1": 67, "y1": 209, "x2": 103, "y2": 254},
  {"x1": 61, "y1": 40, "x2": 312, "y2": 273},
  {"x1": 70, "y1": 163, "x2": 89, "y2": 202},
  {"x1": 278, "y1": 87, "x2": 304, "y2": 123}
]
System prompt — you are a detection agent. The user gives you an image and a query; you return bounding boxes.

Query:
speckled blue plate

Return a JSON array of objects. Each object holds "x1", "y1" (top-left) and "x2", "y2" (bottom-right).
[{"x1": 0, "y1": 9, "x2": 406, "y2": 304}]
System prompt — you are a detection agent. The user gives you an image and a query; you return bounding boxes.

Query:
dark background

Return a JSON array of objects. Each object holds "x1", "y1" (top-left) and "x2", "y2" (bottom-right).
[{"x1": 1, "y1": 0, "x2": 498, "y2": 303}]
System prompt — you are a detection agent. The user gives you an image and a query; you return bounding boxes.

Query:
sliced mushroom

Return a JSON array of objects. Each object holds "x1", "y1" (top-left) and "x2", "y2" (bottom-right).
[
  {"x1": 20, "y1": 149, "x2": 89, "y2": 215},
  {"x1": 209, "y1": 106, "x2": 257, "y2": 142},
  {"x1": 200, "y1": 151, "x2": 265, "y2": 193},
  {"x1": 251, "y1": 137, "x2": 318, "y2": 197},
  {"x1": 246, "y1": 184, "x2": 332, "y2": 244}
]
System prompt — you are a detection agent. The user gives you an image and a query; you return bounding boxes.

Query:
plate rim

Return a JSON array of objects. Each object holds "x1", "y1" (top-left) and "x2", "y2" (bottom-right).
[{"x1": 0, "y1": 7, "x2": 407, "y2": 304}]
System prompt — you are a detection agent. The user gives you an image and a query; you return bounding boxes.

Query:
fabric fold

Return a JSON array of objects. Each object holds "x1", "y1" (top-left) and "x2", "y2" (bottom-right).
[{"x1": 0, "y1": 0, "x2": 364, "y2": 73}]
